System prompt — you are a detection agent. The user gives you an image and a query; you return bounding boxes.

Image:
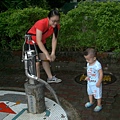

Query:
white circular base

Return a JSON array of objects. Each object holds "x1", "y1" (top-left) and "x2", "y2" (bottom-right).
[{"x1": 0, "y1": 90, "x2": 68, "y2": 120}]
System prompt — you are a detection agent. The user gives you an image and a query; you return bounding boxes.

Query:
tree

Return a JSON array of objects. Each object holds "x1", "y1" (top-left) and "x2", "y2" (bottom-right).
[
  {"x1": 0, "y1": 0, "x2": 49, "y2": 12},
  {"x1": 47, "y1": 0, "x2": 70, "y2": 9}
]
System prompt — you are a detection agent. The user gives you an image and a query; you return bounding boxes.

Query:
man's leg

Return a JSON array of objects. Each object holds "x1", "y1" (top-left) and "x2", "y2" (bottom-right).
[
  {"x1": 36, "y1": 61, "x2": 40, "y2": 78},
  {"x1": 40, "y1": 53, "x2": 53, "y2": 79}
]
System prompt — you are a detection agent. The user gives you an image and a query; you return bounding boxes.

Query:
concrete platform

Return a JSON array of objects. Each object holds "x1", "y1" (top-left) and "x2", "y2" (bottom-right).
[{"x1": 0, "y1": 90, "x2": 68, "y2": 120}]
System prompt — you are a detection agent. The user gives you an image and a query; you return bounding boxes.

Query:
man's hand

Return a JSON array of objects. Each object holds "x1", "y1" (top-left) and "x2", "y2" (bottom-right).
[
  {"x1": 45, "y1": 53, "x2": 52, "y2": 62},
  {"x1": 50, "y1": 54, "x2": 56, "y2": 62}
]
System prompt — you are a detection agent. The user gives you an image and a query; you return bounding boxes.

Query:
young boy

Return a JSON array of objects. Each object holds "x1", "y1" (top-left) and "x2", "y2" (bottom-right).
[{"x1": 83, "y1": 48, "x2": 103, "y2": 112}]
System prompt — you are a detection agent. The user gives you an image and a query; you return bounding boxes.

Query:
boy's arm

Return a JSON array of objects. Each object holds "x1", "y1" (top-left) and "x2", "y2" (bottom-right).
[{"x1": 96, "y1": 69, "x2": 103, "y2": 87}]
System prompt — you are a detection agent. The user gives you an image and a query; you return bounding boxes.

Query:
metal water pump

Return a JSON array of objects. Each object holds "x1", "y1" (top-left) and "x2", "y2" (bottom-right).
[{"x1": 22, "y1": 34, "x2": 60, "y2": 114}]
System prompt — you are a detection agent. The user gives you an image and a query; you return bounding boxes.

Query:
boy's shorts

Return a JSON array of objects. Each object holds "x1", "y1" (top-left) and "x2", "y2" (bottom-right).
[{"x1": 87, "y1": 84, "x2": 102, "y2": 99}]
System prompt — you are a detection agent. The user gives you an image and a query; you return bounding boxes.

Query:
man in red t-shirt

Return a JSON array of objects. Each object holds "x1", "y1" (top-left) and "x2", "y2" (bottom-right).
[{"x1": 25, "y1": 9, "x2": 62, "y2": 83}]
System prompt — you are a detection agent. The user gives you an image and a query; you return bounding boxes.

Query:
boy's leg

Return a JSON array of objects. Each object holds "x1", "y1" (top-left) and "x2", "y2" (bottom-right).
[
  {"x1": 87, "y1": 84, "x2": 94, "y2": 103},
  {"x1": 96, "y1": 85, "x2": 102, "y2": 107},
  {"x1": 92, "y1": 84, "x2": 102, "y2": 103},
  {"x1": 85, "y1": 84, "x2": 94, "y2": 108},
  {"x1": 92, "y1": 85, "x2": 102, "y2": 112},
  {"x1": 97, "y1": 98, "x2": 102, "y2": 106},
  {"x1": 94, "y1": 98, "x2": 102, "y2": 112},
  {"x1": 89, "y1": 95, "x2": 93, "y2": 104}
]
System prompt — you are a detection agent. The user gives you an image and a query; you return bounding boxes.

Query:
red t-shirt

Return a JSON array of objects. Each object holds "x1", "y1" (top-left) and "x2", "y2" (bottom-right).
[{"x1": 27, "y1": 18, "x2": 60, "y2": 44}]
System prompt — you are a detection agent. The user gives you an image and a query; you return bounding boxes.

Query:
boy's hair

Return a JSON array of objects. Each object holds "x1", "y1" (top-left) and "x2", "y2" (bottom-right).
[{"x1": 83, "y1": 48, "x2": 97, "y2": 57}]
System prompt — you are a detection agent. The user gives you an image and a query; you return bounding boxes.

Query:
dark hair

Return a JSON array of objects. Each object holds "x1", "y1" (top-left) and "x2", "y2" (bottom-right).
[
  {"x1": 48, "y1": 9, "x2": 60, "y2": 18},
  {"x1": 83, "y1": 48, "x2": 97, "y2": 57},
  {"x1": 48, "y1": 9, "x2": 60, "y2": 38}
]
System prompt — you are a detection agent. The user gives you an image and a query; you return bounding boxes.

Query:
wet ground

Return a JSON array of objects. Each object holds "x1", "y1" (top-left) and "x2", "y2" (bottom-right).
[{"x1": 0, "y1": 51, "x2": 120, "y2": 120}]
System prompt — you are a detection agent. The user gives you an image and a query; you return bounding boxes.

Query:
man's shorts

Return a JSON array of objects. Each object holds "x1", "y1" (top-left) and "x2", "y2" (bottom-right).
[{"x1": 24, "y1": 43, "x2": 47, "y2": 53}]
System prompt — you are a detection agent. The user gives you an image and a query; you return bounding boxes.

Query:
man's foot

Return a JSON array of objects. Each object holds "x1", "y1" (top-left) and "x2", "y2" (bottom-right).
[{"x1": 47, "y1": 76, "x2": 62, "y2": 83}]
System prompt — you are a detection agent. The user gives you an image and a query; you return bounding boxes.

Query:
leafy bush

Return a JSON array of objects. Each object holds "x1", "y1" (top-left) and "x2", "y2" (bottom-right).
[
  {"x1": 0, "y1": 0, "x2": 49, "y2": 12},
  {"x1": 0, "y1": 2, "x2": 120, "y2": 53},
  {"x1": 0, "y1": 7, "x2": 49, "y2": 50},
  {"x1": 59, "y1": 1, "x2": 120, "y2": 52}
]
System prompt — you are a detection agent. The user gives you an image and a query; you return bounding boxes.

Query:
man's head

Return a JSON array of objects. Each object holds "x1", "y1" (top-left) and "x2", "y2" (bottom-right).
[{"x1": 48, "y1": 9, "x2": 60, "y2": 28}]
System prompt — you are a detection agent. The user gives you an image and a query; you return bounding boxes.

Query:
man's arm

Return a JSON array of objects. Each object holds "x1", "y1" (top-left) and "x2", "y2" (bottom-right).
[
  {"x1": 50, "y1": 32, "x2": 58, "y2": 61},
  {"x1": 36, "y1": 29, "x2": 51, "y2": 61}
]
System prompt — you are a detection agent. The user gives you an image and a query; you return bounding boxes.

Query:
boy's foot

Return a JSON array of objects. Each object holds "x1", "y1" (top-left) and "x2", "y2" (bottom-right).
[
  {"x1": 85, "y1": 102, "x2": 93, "y2": 108},
  {"x1": 94, "y1": 106, "x2": 102, "y2": 112},
  {"x1": 47, "y1": 76, "x2": 62, "y2": 83}
]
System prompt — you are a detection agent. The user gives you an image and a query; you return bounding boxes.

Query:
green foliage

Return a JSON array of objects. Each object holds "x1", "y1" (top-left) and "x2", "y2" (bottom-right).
[
  {"x1": 6, "y1": 7, "x2": 48, "y2": 38},
  {"x1": 0, "y1": 0, "x2": 49, "y2": 12},
  {"x1": 59, "y1": 1, "x2": 120, "y2": 52},
  {"x1": 0, "y1": 1, "x2": 120, "y2": 52},
  {"x1": 0, "y1": 7, "x2": 49, "y2": 50}
]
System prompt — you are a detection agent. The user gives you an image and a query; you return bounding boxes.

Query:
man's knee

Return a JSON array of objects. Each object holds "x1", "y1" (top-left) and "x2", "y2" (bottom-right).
[{"x1": 36, "y1": 62, "x2": 40, "y2": 67}]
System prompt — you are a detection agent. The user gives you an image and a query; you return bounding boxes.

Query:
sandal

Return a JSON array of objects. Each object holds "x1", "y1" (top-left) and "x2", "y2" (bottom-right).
[
  {"x1": 85, "y1": 102, "x2": 93, "y2": 108},
  {"x1": 94, "y1": 106, "x2": 102, "y2": 112},
  {"x1": 47, "y1": 76, "x2": 62, "y2": 83}
]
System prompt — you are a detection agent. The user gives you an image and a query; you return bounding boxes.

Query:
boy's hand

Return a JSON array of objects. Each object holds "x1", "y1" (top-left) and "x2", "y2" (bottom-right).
[
  {"x1": 85, "y1": 77, "x2": 89, "y2": 81},
  {"x1": 96, "y1": 81, "x2": 101, "y2": 87}
]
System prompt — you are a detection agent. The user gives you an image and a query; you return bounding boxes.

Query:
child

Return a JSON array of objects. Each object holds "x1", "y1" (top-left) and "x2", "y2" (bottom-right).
[{"x1": 83, "y1": 48, "x2": 103, "y2": 112}]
